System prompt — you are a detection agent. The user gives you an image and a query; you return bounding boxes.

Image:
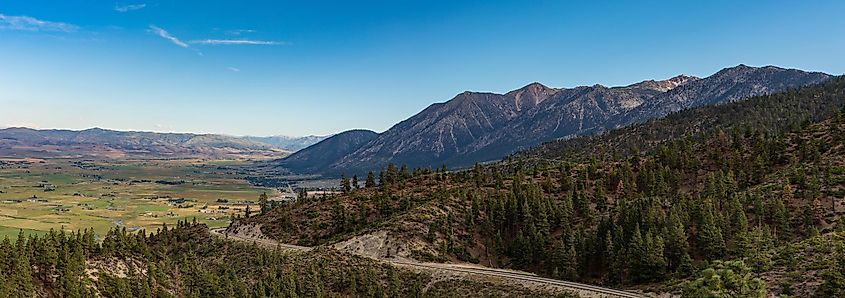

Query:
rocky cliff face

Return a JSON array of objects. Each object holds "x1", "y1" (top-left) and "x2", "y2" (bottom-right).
[{"x1": 280, "y1": 65, "x2": 831, "y2": 175}]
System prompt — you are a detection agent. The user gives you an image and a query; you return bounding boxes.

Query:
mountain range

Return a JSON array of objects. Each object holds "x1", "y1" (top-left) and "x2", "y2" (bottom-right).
[
  {"x1": 242, "y1": 135, "x2": 329, "y2": 152},
  {"x1": 279, "y1": 65, "x2": 832, "y2": 175},
  {"x1": 0, "y1": 127, "x2": 289, "y2": 159}
]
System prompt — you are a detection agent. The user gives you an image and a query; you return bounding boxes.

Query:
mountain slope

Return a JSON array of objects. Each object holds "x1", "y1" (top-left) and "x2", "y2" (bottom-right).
[
  {"x1": 0, "y1": 127, "x2": 287, "y2": 159},
  {"x1": 243, "y1": 135, "x2": 329, "y2": 152},
  {"x1": 488, "y1": 65, "x2": 832, "y2": 163},
  {"x1": 276, "y1": 129, "x2": 378, "y2": 173},
  {"x1": 339, "y1": 83, "x2": 559, "y2": 168},
  {"x1": 525, "y1": 75, "x2": 845, "y2": 161},
  {"x1": 282, "y1": 65, "x2": 831, "y2": 175},
  {"x1": 622, "y1": 64, "x2": 834, "y2": 124}
]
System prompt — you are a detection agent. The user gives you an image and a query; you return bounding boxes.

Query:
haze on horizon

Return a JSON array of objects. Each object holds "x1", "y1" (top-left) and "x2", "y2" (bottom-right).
[{"x1": 1, "y1": 0, "x2": 844, "y2": 137}]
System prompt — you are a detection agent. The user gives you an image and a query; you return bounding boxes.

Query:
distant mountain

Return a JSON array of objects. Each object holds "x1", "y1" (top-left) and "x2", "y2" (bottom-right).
[
  {"x1": 0, "y1": 127, "x2": 288, "y2": 159},
  {"x1": 278, "y1": 65, "x2": 831, "y2": 175},
  {"x1": 243, "y1": 135, "x2": 329, "y2": 152},
  {"x1": 276, "y1": 130, "x2": 378, "y2": 173}
]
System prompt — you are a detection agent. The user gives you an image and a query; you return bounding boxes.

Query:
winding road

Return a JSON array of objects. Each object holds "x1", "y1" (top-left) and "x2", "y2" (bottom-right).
[{"x1": 209, "y1": 228, "x2": 643, "y2": 298}]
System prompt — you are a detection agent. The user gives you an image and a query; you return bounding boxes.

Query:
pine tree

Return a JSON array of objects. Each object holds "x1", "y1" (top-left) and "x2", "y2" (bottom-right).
[
  {"x1": 365, "y1": 171, "x2": 376, "y2": 188},
  {"x1": 258, "y1": 192, "x2": 269, "y2": 214},
  {"x1": 728, "y1": 194, "x2": 752, "y2": 257},
  {"x1": 602, "y1": 231, "x2": 616, "y2": 280},
  {"x1": 628, "y1": 224, "x2": 649, "y2": 282},
  {"x1": 9, "y1": 234, "x2": 34, "y2": 297},
  {"x1": 646, "y1": 232, "x2": 667, "y2": 280},
  {"x1": 665, "y1": 212, "x2": 690, "y2": 272},
  {"x1": 562, "y1": 243, "x2": 579, "y2": 280},
  {"x1": 536, "y1": 200, "x2": 550, "y2": 238},
  {"x1": 772, "y1": 194, "x2": 791, "y2": 241},
  {"x1": 802, "y1": 203, "x2": 817, "y2": 237},
  {"x1": 473, "y1": 163, "x2": 484, "y2": 187},
  {"x1": 698, "y1": 208, "x2": 726, "y2": 260},
  {"x1": 340, "y1": 174, "x2": 352, "y2": 193},
  {"x1": 400, "y1": 164, "x2": 410, "y2": 181},
  {"x1": 386, "y1": 163, "x2": 398, "y2": 185}
]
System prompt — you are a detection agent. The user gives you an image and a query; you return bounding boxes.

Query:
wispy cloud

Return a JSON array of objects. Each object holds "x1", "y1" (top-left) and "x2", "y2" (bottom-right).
[
  {"x1": 114, "y1": 3, "x2": 146, "y2": 13},
  {"x1": 147, "y1": 25, "x2": 285, "y2": 52},
  {"x1": 0, "y1": 13, "x2": 78, "y2": 32},
  {"x1": 148, "y1": 25, "x2": 188, "y2": 48},
  {"x1": 190, "y1": 39, "x2": 285, "y2": 45},
  {"x1": 225, "y1": 29, "x2": 255, "y2": 35},
  {"x1": 227, "y1": 67, "x2": 241, "y2": 72}
]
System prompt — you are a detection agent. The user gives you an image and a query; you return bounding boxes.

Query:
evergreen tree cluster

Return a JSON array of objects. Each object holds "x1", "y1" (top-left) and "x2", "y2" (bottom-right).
[{"x1": 1, "y1": 220, "x2": 571, "y2": 297}]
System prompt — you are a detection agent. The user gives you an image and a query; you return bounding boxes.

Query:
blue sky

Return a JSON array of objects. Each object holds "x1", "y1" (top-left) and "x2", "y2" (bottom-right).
[{"x1": 1, "y1": 1, "x2": 843, "y2": 136}]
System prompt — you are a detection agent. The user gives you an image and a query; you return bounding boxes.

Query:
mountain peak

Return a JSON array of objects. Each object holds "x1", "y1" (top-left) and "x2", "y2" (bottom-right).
[
  {"x1": 506, "y1": 82, "x2": 559, "y2": 108},
  {"x1": 668, "y1": 74, "x2": 697, "y2": 83},
  {"x1": 716, "y1": 64, "x2": 759, "y2": 75},
  {"x1": 523, "y1": 82, "x2": 550, "y2": 90},
  {"x1": 509, "y1": 82, "x2": 555, "y2": 93},
  {"x1": 665, "y1": 74, "x2": 699, "y2": 88},
  {"x1": 628, "y1": 74, "x2": 699, "y2": 92}
]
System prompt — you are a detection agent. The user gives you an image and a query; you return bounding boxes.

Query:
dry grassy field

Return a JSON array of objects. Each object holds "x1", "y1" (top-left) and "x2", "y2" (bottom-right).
[{"x1": 0, "y1": 158, "x2": 268, "y2": 239}]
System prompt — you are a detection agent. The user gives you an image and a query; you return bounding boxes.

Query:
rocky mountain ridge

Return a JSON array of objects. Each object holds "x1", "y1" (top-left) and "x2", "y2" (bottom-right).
[{"x1": 279, "y1": 64, "x2": 832, "y2": 175}]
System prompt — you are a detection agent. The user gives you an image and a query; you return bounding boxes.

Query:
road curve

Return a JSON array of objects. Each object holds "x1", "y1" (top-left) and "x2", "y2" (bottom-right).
[
  {"x1": 391, "y1": 260, "x2": 642, "y2": 298},
  {"x1": 209, "y1": 228, "x2": 643, "y2": 298}
]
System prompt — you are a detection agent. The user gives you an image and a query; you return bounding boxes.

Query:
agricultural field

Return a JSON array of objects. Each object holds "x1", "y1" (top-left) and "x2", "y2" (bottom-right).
[{"x1": 0, "y1": 158, "x2": 269, "y2": 239}]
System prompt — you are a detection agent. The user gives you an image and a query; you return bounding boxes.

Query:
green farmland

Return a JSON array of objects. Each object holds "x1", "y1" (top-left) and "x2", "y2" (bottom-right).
[{"x1": 0, "y1": 158, "x2": 267, "y2": 239}]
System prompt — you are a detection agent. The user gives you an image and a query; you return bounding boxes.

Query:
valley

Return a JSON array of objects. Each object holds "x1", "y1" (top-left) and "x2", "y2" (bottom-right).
[{"x1": 0, "y1": 158, "x2": 267, "y2": 238}]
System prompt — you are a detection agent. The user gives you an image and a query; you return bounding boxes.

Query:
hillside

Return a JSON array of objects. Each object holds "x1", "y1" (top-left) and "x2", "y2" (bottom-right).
[
  {"x1": 235, "y1": 78, "x2": 845, "y2": 296},
  {"x1": 275, "y1": 129, "x2": 378, "y2": 173},
  {"x1": 242, "y1": 134, "x2": 329, "y2": 152},
  {"x1": 0, "y1": 127, "x2": 288, "y2": 159},
  {"x1": 280, "y1": 65, "x2": 831, "y2": 176},
  {"x1": 0, "y1": 222, "x2": 578, "y2": 297}
]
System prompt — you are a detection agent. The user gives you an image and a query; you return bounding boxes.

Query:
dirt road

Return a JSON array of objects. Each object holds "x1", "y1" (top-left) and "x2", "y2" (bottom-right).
[{"x1": 209, "y1": 228, "x2": 643, "y2": 298}]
